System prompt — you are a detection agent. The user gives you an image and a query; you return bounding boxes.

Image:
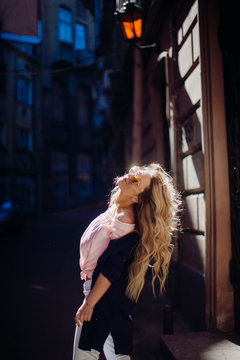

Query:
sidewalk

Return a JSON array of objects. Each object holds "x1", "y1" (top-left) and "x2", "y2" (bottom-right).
[
  {"x1": 160, "y1": 330, "x2": 240, "y2": 360},
  {"x1": 131, "y1": 269, "x2": 240, "y2": 360}
]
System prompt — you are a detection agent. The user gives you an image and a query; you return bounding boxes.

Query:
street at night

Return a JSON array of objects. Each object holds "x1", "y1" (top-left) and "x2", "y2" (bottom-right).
[
  {"x1": 2, "y1": 203, "x2": 182, "y2": 360},
  {"x1": 1, "y1": 0, "x2": 240, "y2": 359}
]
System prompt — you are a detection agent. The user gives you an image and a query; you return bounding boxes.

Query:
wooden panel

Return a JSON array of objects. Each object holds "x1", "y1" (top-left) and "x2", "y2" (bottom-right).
[
  {"x1": 182, "y1": 193, "x2": 206, "y2": 233},
  {"x1": 178, "y1": 34, "x2": 193, "y2": 78},
  {"x1": 181, "y1": 110, "x2": 202, "y2": 153},
  {"x1": 177, "y1": 64, "x2": 202, "y2": 118}
]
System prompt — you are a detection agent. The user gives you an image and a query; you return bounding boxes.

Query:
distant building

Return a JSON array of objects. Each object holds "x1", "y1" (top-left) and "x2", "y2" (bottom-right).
[
  {"x1": 39, "y1": 0, "x2": 99, "y2": 213},
  {"x1": 0, "y1": 0, "x2": 40, "y2": 214},
  {"x1": 0, "y1": 0, "x2": 122, "y2": 215}
]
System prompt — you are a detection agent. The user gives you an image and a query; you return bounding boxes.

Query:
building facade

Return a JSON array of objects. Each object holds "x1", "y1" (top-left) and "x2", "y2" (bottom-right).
[
  {"x1": 39, "y1": 0, "x2": 102, "y2": 213},
  {"x1": 121, "y1": 0, "x2": 239, "y2": 333}
]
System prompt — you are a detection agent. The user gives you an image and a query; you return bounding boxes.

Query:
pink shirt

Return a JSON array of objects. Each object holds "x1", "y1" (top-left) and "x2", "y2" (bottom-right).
[{"x1": 79, "y1": 208, "x2": 135, "y2": 280}]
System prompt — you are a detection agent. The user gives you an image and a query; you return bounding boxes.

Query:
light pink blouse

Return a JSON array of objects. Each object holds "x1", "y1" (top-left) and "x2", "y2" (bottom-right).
[{"x1": 79, "y1": 208, "x2": 135, "y2": 281}]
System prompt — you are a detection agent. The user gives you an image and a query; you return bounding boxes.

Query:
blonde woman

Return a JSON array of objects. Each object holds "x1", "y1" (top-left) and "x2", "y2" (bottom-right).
[{"x1": 73, "y1": 163, "x2": 180, "y2": 360}]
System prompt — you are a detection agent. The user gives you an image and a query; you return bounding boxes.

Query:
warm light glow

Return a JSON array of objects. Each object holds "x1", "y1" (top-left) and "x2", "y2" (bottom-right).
[
  {"x1": 116, "y1": 2, "x2": 143, "y2": 41},
  {"x1": 120, "y1": 18, "x2": 142, "y2": 39}
]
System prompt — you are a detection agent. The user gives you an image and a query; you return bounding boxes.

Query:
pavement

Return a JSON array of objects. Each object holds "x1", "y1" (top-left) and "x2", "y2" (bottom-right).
[
  {"x1": 160, "y1": 331, "x2": 240, "y2": 360},
  {"x1": 2, "y1": 202, "x2": 240, "y2": 360}
]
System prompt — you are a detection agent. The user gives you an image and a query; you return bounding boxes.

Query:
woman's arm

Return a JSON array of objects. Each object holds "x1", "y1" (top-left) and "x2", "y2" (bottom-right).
[
  {"x1": 80, "y1": 225, "x2": 112, "y2": 281},
  {"x1": 75, "y1": 273, "x2": 111, "y2": 326}
]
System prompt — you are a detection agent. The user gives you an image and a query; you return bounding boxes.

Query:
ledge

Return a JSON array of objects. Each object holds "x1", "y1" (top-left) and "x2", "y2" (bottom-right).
[{"x1": 160, "y1": 331, "x2": 240, "y2": 360}]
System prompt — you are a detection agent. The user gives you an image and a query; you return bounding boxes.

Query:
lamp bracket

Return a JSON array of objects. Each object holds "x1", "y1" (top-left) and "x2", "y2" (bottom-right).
[{"x1": 136, "y1": 42, "x2": 157, "y2": 50}]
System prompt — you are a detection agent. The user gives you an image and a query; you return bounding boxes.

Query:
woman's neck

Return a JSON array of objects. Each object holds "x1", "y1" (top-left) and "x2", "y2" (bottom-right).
[
  {"x1": 115, "y1": 189, "x2": 135, "y2": 211},
  {"x1": 109, "y1": 189, "x2": 136, "y2": 223},
  {"x1": 116, "y1": 203, "x2": 134, "y2": 214}
]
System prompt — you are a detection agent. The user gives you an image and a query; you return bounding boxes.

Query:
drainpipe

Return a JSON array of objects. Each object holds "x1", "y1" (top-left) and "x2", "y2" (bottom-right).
[{"x1": 132, "y1": 47, "x2": 143, "y2": 165}]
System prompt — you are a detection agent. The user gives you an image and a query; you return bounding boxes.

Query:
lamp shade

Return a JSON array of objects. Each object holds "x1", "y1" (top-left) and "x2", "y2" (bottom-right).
[{"x1": 116, "y1": 2, "x2": 143, "y2": 41}]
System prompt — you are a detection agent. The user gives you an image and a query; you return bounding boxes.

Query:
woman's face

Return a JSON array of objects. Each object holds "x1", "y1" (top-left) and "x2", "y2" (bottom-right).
[{"x1": 117, "y1": 168, "x2": 151, "y2": 198}]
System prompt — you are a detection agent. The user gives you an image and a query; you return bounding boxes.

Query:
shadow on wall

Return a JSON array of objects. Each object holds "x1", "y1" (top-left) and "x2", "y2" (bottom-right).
[{"x1": 164, "y1": 0, "x2": 206, "y2": 332}]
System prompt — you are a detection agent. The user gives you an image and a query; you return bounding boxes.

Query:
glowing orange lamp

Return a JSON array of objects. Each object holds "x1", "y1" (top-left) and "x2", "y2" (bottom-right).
[{"x1": 115, "y1": 1, "x2": 143, "y2": 41}]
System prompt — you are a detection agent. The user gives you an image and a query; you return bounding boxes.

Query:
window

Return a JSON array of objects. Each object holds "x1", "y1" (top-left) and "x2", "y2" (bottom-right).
[
  {"x1": 17, "y1": 128, "x2": 33, "y2": 151},
  {"x1": 0, "y1": 176, "x2": 10, "y2": 204},
  {"x1": 16, "y1": 178, "x2": 35, "y2": 212},
  {"x1": 75, "y1": 23, "x2": 86, "y2": 50},
  {"x1": 53, "y1": 81, "x2": 66, "y2": 122},
  {"x1": 58, "y1": 7, "x2": 72, "y2": 44},
  {"x1": 16, "y1": 78, "x2": 32, "y2": 106},
  {"x1": 51, "y1": 152, "x2": 68, "y2": 172},
  {"x1": 77, "y1": 88, "x2": 88, "y2": 125},
  {"x1": 76, "y1": 154, "x2": 92, "y2": 196},
  {"x1": 52, "y1": 174, "x2": 69, "y2": 197},
  {"x1": 51, "y1": 152, "x2": 69, "y2": 197}
]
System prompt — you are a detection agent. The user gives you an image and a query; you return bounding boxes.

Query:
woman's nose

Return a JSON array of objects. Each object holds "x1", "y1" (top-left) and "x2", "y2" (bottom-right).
[{"x1": 124, "y1": 174, "x2": 133, "y2": 184}]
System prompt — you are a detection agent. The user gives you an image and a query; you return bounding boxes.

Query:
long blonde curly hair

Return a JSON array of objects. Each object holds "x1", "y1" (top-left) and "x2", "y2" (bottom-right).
[{"x1": 108, "y1": 163, "x2": 181, "y2": 302}]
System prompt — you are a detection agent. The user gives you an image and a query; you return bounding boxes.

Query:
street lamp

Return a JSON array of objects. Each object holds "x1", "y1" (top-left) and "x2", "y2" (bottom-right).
[
  {"x1": 115, "y1": 1, "x2": 143, "y2": 41},
  {"x1": 115, "y1": 0, "x2": 156, "y2": 49}
]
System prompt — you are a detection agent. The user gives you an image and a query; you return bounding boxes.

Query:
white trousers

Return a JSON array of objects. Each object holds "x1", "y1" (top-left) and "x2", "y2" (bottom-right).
[{"x1": 72, "y1": 280, "x2": 131, "y2": 360}]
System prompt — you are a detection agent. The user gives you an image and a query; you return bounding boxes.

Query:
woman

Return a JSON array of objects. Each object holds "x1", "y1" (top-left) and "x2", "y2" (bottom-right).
[{"x1": 73, "y1": 163, "x2": 180, "y2": 360}]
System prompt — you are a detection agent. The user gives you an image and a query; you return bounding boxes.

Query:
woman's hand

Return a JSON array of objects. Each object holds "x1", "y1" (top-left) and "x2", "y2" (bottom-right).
[
  {"x1": 75, "y1": 273, "x2": 111, "y2": 327},
  {"x1": 75, "y1": 299, "x2": 94, "y2": 327}
]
